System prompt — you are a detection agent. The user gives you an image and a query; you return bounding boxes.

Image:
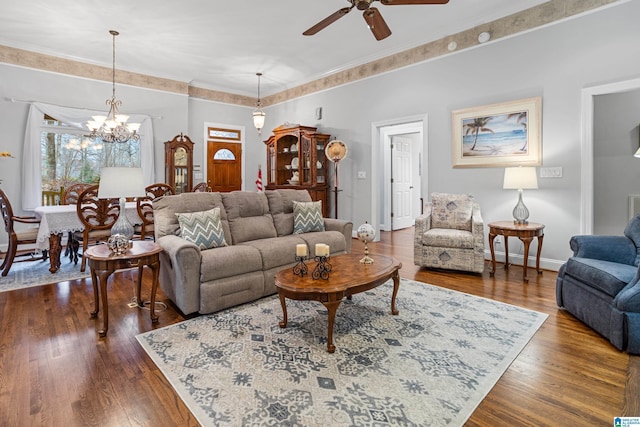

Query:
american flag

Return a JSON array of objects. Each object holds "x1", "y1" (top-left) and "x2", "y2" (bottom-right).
[{"x1": 255, "y1": 166, "x2": 263, "y2": 192}]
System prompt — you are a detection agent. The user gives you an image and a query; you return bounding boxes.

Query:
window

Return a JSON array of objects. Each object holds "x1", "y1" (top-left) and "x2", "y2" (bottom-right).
[
  {"x1": 213, "y1": 148, "x2": 235, "y2": 160},
  {"x1": 40, "y1": 115, "x2": 140, "y2": 191}
]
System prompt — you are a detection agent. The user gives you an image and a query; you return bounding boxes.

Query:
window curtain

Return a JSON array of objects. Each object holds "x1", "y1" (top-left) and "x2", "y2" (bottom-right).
[{"x1": 22, "y1": 102, "x2": 155, "y2": 211}]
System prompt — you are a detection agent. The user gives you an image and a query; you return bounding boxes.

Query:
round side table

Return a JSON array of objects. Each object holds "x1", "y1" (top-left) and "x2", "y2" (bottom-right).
[
  {"x1": 488, "y1": 221, "x2": 544, "y2": 283},
  {"x1": 84, "y1": 240, "x2": 162, "y2": 337}
]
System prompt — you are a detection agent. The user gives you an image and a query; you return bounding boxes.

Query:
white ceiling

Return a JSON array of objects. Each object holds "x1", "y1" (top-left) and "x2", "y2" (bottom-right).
[{"x1": 0, "y1": 0, "x2": 549, "y2": 97}]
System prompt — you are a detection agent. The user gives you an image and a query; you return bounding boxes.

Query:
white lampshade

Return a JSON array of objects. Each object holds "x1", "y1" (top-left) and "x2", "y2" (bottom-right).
[
  {"x1": 503, "y1": 166, "x2": 538, "y2": 190},
  {"x1": 98, "y1": 167, "x2": 146, "y2": 199}
]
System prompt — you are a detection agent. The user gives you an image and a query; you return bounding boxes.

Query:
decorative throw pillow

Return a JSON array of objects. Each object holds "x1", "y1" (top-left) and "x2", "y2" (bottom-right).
[
  {"x1": 176, "y1": 207, "x2": 227, "y2": 249},
  {"x1": 293, "y1": 200, "x2": 325, "y2": 234}
]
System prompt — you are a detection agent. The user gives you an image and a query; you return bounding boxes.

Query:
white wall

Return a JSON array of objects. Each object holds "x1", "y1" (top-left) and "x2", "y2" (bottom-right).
[{"x1": 2, "y1": 1, "x2": 639, "y2": 267}]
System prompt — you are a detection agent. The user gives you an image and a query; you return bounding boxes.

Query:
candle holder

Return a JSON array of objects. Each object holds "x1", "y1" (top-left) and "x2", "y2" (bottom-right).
[
  {"x1": 312, "y1": 255, "x2": 332, "y2": 280},
  {"x1": 293, "y1": 255, "x2": 308, "y2": 277}
]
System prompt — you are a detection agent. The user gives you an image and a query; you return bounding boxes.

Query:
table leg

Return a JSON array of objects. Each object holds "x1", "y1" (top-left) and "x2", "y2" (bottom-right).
[
  {"x1": 136, "y1": 264, "x2": 144, "y2": 308},
  {"x1": 148, "y1": 260, "x2": 160, "y2": 323},
  {"x1": 536, "y1": 235, "x2": 544, "y2": 275},
  {"x1": 48, "y1": 233, "x2": 63, "y2": 273},
  {"x1": 95, "y1": 269, "x2": 114, "y2": 337},
  {"x1": 520, "y1": 236, "x2": 533, "y2": 283},
  {"x1": 390, "y1": 269, "x2": 400, "y2": 315},
  {"x1": 322, "y1": 299, "x2": 343, "y2": 353},
  {"x1": 504, "y1": 235, "x2": 510, "y2": 270},
  {"x1": 278, "y1": 292, "x2": 288, "y2": 328},
  {"x1": 489, "y1": 231, "x2": 497, "y2": 276},
  {"x1": 90, "y1": 268, "x2": 99, "y2": 318}
]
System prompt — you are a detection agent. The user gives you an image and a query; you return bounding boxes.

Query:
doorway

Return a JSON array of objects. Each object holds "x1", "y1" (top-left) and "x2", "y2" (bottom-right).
[
  {"x1": 371, "y1": 115, "x2": 428, "y2": 238},
  {"x1": 203, "y1": 123, "x2": 245, "y2": 192}
]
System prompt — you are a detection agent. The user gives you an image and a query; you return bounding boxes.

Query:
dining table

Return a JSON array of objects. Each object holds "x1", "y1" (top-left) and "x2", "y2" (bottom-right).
[{"x1": 34, "y1": 202, "x2": 142, "y2": 273}]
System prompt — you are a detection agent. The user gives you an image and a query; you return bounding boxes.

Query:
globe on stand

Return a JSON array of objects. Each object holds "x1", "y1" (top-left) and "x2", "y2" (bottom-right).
[{"x1": 357, "y1": 221, "x2": 376, "y2": 264}]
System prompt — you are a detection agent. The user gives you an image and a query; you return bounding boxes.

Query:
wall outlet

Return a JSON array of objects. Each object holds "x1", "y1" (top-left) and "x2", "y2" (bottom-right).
[
  {"x1": 540, "y1": 166, "x2": 563, "y2": 178},
  {"x1": 357, "y1": 171, "x2": 366, "y2": 179}
]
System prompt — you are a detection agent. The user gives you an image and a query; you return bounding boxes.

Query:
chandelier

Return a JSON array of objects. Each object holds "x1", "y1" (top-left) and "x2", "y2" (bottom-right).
[
  {"x1": 86, "y1": 30, "x2": 140, "y2": 144},
  {"x1": 252, "y1": 72, "x2": 266, "y2": 135}
]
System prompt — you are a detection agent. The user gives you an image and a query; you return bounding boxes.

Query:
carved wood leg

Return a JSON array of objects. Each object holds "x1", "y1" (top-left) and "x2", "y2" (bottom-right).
[
  {"x1": 504, "y1": 236, "x2": 510, "y2": 270},
  {"x1": 391, "y1": 269, "x2": 400, "y2": 315},
  {"x1": 90, "y1": 267, "x2": 99, "y2": 318},
  {"x1": 136, "y1": 264, "x2": 144, "y2": 308},
  {"x1": 278, "y1": 292, "x2": 288, "y2": 328},
  {"x1": 521, "y1": 236, "x2": 533, "y2": 283},
  {"x1": 489, "y1": 231, "x2": 497, "y2": 277},
  {"x1": 48, "y1": 233, "x2": 63, "y2": 273},
  {"x1": 322, "y1": 299, "x2": 343, "y2": 353},
  {"x1": 96, "y1": 269, "x2": 114, "y2": 337},
  {"x1": 148, "y1": 259, "x2": 160, "y2": 323},
  {"x1": 536, "y1": 235, "x2": 544, "y2": 275}
]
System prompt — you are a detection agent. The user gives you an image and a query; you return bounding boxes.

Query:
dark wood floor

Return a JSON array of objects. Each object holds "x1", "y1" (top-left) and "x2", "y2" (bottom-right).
[{"x1": 1, "y1": 228, "x2": 638, "y2": 426}]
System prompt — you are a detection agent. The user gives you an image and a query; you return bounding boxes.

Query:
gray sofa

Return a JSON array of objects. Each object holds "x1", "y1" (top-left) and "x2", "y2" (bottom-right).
[
  {"x1": 153, "y1": 189, "x2": 353, "y2": 315},
  {"x1": 556, "y1": 215, "x2": 640, "y2": 354}
]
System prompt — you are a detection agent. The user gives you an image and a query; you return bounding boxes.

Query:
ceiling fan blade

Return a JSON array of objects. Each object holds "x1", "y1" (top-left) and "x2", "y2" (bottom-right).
[
  {"x1": 380, "y1": 0, "x2": 449, "y2": 5},
  {"x1": 303, "y1": 7, "x2": 352, "y2": 36},
  {"x1": 363, "y1": 8, "x2": 392, "y2": 41}
]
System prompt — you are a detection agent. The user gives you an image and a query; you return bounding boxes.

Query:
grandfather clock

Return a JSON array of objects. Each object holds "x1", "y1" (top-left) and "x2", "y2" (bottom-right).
[{"x1": 165, "y1": 133, "x2": 194, "y2": 194}]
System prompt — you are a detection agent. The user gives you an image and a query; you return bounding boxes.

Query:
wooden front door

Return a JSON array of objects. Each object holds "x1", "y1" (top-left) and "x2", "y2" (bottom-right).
[{"x1": 207, "y1": 141, "x2": 242, "y2": 192}]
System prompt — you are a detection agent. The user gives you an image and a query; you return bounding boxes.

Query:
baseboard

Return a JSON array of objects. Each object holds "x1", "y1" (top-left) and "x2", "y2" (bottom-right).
[{"x1": 484, "y1": 249, "x2": 563, "y2": 272}]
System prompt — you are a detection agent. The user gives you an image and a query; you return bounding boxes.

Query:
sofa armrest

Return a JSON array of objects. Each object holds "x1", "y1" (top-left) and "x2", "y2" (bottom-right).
[
  {"x1": 414, "y1": 205, "x2": 432, "y2": 244},
  {"x1": 324, "y1": 218, "x2": 353, "y2": 253},
  {"x1": 570, "y1": 235, "x2": 637, "y2": 265},
  {"x1": 615, "y1": 269, "x2": 640, "y2": 312},
  {"x1": 156, "y1": 235, "x2": 202, "y2": 315}
]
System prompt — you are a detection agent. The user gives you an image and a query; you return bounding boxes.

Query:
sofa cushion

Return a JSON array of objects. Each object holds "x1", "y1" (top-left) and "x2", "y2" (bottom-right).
[
  {"x1": 176, "y1": 207, "x2": 227, "y2": 250},
  {"x1": 297, "y1": 230, "x2": 348, "y2": 256},
  {"x1": 422, "y1": 228, "x2": 474, "y2": 249},
  {"x1": 564, "y1": 257, "x2": 636, "y2": 298},
  {"x1": 153, "y1": 192, "x2": 231, "y2": 243},
  {"x1": 222, "y1": 191, "x2": 277, "y2": 244},
  {"x1": 240, "y1": 235, "x2": 307, "y2": 270},
  {"x1": 200, "y1": 245, "x2": 263, "y2": 282},
  {"x1": 293, "y1": 200, "x2": 325, "y2": 234},
  {"x1": 265, "y1": 189, "x2": 313, "y2": 236},
  {"x1": 430, "y1": 193, "x2": 473, "y2": 231}
]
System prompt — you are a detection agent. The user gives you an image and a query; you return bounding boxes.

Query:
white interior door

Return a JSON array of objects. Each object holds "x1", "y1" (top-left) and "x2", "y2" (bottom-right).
[{"x1": 391, "y1": 135, "x2": 414, "y2": 230}]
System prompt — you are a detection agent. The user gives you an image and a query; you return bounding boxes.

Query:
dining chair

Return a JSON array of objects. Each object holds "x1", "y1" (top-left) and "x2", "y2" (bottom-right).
[
  {"x1": 72, "y1": 185, "x2": 120, "y2": 272},
  {"x1": 0, "y1": 187, "x2": 48, "y2": 276},
  {"x1": 62, "y1": 183, "x2": 93, "y2": 259},
  {"x1": 136, "y1": 183, "x2": 175, "y2": 240},
  {"x1": 192, "y1": 182, "x2": 212, "y2": 192},
  {"x1": 41, "y1": 187, "x2": 64, "y2": 206}
]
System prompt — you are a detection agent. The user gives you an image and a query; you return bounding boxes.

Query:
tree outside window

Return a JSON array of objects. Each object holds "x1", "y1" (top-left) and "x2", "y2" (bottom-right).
[{"x1": 41, "y1": 115, "x2": 140, "y2": 192}]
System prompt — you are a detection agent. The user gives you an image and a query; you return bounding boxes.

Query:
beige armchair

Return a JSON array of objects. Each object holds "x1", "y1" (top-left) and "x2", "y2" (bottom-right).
[{"x1": 414, "y1": 192, "x2": 485, "y2": 273}]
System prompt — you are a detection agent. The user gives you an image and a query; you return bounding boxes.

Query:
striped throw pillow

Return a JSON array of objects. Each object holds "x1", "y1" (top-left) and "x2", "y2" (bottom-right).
[
  {"x1": 176, "y1": 207, "x2": 227, "y2": 249},
  {"x1": 293, "y1": 200, "x2": 325, "y2": 234}
]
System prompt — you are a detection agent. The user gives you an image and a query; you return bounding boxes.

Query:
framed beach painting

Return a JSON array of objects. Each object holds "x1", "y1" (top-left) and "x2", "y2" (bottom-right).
[{"x1": 451, "y1": 97, "x2": 542, "y2": 168}]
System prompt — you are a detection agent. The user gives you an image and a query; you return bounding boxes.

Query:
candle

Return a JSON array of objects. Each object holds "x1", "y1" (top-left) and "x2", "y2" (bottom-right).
[
  {"x1": 315, "y1": 243, "x2": 326, "y2": 257},
  {"x1": 296, "y1": 244, "x2": 307, "y2": 257},
  {"x1": 323, "y1": 244, "x2": 330, "y2": 256}
]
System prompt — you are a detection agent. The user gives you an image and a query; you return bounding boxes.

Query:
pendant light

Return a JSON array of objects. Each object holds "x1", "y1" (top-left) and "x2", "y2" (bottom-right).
[{"x1": 252, "y1": 72, "x2": 266, "y2": 135}]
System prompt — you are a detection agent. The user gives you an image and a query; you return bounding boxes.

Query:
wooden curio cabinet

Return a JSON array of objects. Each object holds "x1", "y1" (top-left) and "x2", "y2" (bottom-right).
[
  {"x1": 165, "y1": 133, "x2": 194, "y2": 194},
  {"x1": 264, "y1": 125, "x2": 330, "y2": 217}
]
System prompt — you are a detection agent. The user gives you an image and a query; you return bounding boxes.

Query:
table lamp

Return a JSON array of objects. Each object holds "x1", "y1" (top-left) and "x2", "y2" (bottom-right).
[
  {"x1": 98, "y1": 167, "x2": 146, "y2": 240},
  {"x1": 503, "y1": 166, "x2": 538, "y2": 225}
]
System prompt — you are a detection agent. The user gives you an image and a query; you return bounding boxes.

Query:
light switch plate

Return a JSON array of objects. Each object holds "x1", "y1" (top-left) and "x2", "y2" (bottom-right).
[
  {"x1": 540, "y1": 166, "x2": 562, "y2": 178},
  {"x1": 357, "y1": 171, "x2": 366, "y2": 179}
]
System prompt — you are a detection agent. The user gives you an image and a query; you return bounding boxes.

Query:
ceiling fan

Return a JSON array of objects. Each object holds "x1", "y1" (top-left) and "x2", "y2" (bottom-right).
[{"x1": 303, "y1": 0, "x2": 450, "y2": 41}]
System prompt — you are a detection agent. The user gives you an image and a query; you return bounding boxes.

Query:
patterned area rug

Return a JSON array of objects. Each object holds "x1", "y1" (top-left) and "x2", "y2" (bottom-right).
[
  {"x1": 0, "y1": 256, "x2": 89, "y2": 292},
  {"x1": 137, "y1": 278, "x2": 547, "y2": 426}
]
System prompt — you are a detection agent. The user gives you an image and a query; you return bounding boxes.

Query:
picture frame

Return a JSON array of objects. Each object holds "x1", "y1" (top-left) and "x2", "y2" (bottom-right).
[{"x1": 451, "y1": 96, "x2": 542, "y2": 168}]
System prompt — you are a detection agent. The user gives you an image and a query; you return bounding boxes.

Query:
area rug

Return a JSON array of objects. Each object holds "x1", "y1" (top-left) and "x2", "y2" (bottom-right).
[
  {"x1": 0, "y1": 257, "x2": 89, "y2": 292},
  {"x1": 137, "y1": 278, "x2": 547, "y2": 426}
]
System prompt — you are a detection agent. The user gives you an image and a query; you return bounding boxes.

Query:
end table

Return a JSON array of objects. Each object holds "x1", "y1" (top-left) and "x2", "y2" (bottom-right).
[
  {"x1": 85, "y1": 241, "x2": 162, "y2": 337},
  {"x1": 488, "y1": 221, "x2": 544, "y2": 283}
]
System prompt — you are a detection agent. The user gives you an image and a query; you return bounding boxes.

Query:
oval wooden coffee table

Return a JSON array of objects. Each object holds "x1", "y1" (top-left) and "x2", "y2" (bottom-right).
[{"x1": 275, "y1": 253, "x2": 402, "y2": 353}]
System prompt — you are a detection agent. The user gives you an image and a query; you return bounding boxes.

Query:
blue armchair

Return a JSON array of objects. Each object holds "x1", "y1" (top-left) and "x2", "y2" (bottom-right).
[{"x1": 556, "y1": 215, "x2": 640, "y2": 354}]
